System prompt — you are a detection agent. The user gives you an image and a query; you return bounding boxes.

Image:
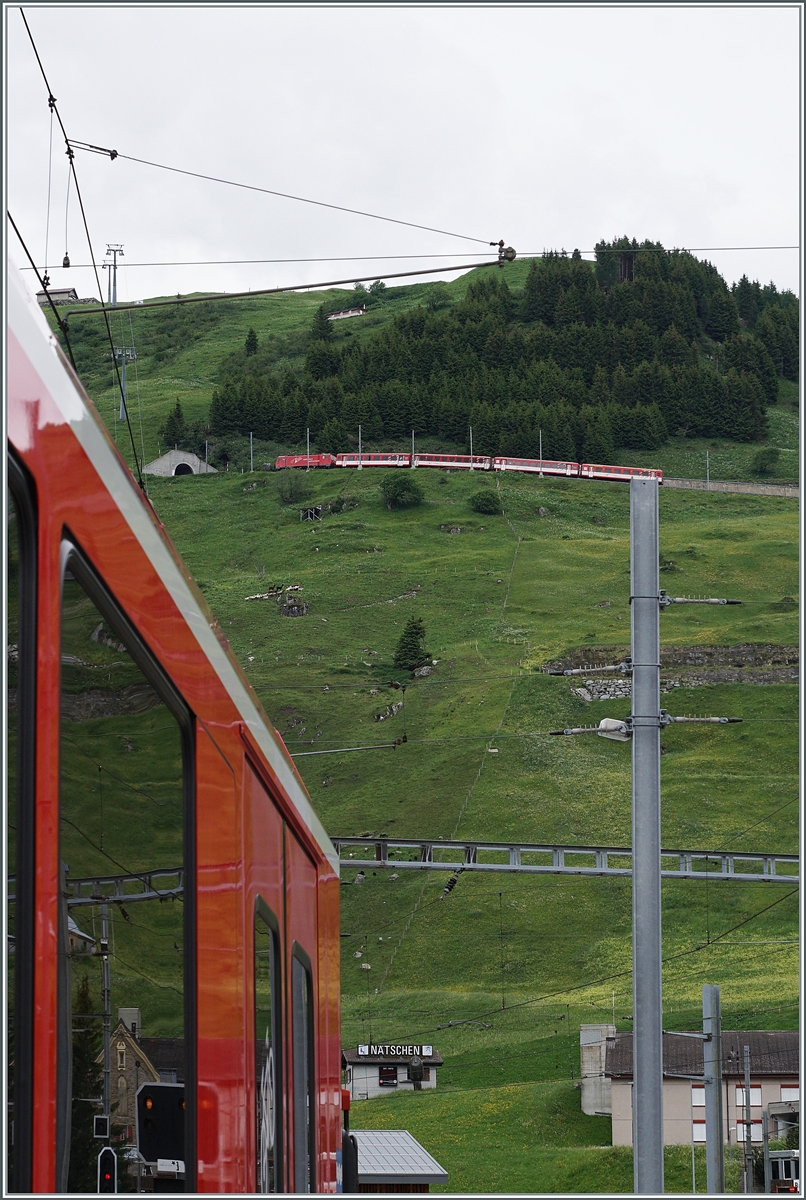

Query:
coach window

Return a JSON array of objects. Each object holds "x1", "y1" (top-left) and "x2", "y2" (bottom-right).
[
  {"x1": 7, "y1": 458, "x2": 37, "y2": 1193},
  {"x1": 255, "y1": 901, "x2": 282, "y2": 1192},
  {"x1": 292, "y1": 950, "x2": 315, "y2": 1193},
  {"x1": 57, "y1": 544, "x2": 193, "y2": 1192}
]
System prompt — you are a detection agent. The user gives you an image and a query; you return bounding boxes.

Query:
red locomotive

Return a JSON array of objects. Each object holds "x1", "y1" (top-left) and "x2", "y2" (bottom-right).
[{"x1": 7, "y1": 261, "x2": 342, "y2": 1192}]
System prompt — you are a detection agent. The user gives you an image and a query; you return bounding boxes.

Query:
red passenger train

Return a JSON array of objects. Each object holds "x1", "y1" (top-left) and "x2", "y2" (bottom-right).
[
  {"x1": 273, "y1": 451, "x2": 662, "y2": 483},
  {"x1": 7, "y1": 262, "x2": 342, "y2": 1192}
]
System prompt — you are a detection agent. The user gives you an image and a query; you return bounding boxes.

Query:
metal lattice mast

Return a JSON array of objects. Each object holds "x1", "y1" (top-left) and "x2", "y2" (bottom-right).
[{"x1": 630, "y1": 477, "x2": 664, "y2": 1193}]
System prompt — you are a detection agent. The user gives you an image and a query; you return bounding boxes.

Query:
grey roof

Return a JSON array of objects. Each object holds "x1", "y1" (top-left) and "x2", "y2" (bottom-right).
[
  {"x1": 138, "y1": 1037, "x2": 185, "y2": 1082},
  {"x1": 606, "y1": 1031, "x2": 799, "y2": 1079},
  {"x1": 351, "y1": 1130, "x2": 448, "y2": 1185}
]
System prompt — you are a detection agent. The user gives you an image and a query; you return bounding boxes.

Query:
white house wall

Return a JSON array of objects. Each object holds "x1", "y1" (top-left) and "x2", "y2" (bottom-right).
[
  {"x1": 611, "y1": 1078, "x2": 799, "y2": 1146},
  {"x1": 347, "y1": 1063, "x2": 438, "y2": 1101}
]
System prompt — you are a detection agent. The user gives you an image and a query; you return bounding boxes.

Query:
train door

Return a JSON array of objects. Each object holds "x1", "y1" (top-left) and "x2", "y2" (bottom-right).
[
  {"x1": 286, "y1": 833, "x2": 318, "y2": 1193},
  {"x1": 244, "y1": 761, "x2": 286, "y2": 1193}
]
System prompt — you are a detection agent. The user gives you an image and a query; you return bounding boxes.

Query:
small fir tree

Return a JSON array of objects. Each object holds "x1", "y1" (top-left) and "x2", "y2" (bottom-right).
[
  {"x1": 393, "y1": 616, "x2": 430, "y2": 671},
  {"x1": 160, "y1": 400, "x2": 187, "y2": 448},
  {"x1": 245, "y1": 327, "x2": 258, "y2": 356},
  {"x1": 310, "y1": 304, "x2": 333, "y2": 342}
]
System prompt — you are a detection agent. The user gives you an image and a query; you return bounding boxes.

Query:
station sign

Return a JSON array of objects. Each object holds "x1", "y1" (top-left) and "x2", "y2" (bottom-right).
[{"x1": 357, "y1": 1044, "x2": 433, "y2": 1057}]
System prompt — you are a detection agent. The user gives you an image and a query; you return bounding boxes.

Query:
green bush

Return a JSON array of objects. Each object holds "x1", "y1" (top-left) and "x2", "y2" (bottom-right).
[
  {"x1": 469, "y1": 490, "x2": 500, "y2": 514},
  {"x1": 380, "y1": 474, "x2": 424, "y2": 511},
  {"x1": 277, "y1": 472, "x2": 312, "y2": 504},
  {"x1": 751, "y1": 446, "x2": 781, "y2": 475}
]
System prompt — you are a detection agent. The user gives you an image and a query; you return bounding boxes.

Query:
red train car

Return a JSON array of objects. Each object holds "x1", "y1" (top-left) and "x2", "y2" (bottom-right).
[
  {"x1": 6, "y1": 262, "x2": 342, "y2": 1192},
  {"x1": 579, "y1": 463, "x2": 663, "y2": 483},
  {"x1": 274, "y1": 453, "x2": 336, "y2": 469},
  {"x1": 411, "y1": 453, "x2": 491, "y2": 470},
  {"x1": 335, "y1": 452, "x2": 410, "y2": 468},
  {"x1": 493, "y1": 457, "x2": 579, "y2": 477}
]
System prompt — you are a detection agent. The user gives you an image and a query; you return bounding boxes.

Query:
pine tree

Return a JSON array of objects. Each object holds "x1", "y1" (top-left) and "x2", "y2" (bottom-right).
[
  {"x1": 310, "y1": 304, "x2": 333, "y2": 342},
  {"x1": 393, "y1": 616, "x2": 429, "y2": 671},
  {"x1": 160, "y1": 400, "x2": 188, "y2": 447},
  {"x1": 68, "y1": 975, "x2": 103, "y2": 1193},
  {"x1": 245, "y1": 327, "x2": 258, "y2": 356}
]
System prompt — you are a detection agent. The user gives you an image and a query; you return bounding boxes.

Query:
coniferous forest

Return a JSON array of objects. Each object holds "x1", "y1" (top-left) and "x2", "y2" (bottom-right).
[{"x1": 204, "y1": 239, "x2": 799, "y2": 462}]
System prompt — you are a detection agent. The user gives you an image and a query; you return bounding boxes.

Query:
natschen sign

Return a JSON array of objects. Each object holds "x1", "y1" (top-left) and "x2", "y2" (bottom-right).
[{"x1": 357, "y1": 1044, "x2": 433, "y2": 1057}]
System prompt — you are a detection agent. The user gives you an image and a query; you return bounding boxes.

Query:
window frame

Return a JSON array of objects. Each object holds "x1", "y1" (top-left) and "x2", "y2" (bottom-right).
[
  {"x1": 55, "y1": 535, "x2": 197, "y2": 1189},
  {"x1": 254, "y1": 897, "x2": 283, "y2": 1193},
  {"x1": 6, "y1": 451, "x2": 37, "y2": 1194},
  {"x1": 291, "y1": 944, "x2": 315, "y2": 1194}
]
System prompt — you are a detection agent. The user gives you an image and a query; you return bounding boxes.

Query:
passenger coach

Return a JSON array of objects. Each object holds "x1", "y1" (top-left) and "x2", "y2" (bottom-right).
[{"x1": 7, "y1": 262, "x2": 342, "y2": 1192}]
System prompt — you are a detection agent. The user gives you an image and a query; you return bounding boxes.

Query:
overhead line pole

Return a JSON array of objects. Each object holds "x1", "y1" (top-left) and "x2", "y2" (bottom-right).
[
  {"x1": 630, "y1": 477, "x2": 664, "y2": 1193},
  {"x1": 703, "y1": 984, "x2": 725, "y2": 1193}
]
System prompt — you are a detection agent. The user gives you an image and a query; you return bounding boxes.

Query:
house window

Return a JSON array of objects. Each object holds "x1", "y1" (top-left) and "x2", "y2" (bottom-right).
[
  {"x1": 781, "y1": 1086, "x2": 800, "y2": 1102},
  {"x1": 692, "y1": 1121, "x2": 707, "y2": 1143},
  {"x1": 735, "y1": 1085, "x2": 762, "y2": 1107},
  {"x1": 691, "y1": 1085, "x2": 705, "y2": 1106},
  {"x1": 117, "y1": 1048, "x2": 126, "y2": 1070},
  {"x1": 379, "y1": 1066, "x2": 398, "y2": 1087},
  {"x1": 737, "y1": 1120, "x2": 763, "y2": 1143}
]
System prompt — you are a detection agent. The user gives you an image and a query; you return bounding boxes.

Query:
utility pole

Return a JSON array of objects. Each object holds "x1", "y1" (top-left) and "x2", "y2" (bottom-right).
[
  {"x1": 100, "y1": 902, "x2": 111, "y2": 1122},
  {"x1": 358, "y1": 424, "x2": 362, "y2": 469},
  {"x1": 105, "y1": 244, "x2": 123, "y2": 306},
  {"x1": 539, "y1": 429, "x2": 543, "y2": 477},
  {"x1": 250, "y1": 431, "x2": 254, "y2": 473},
  {"x1": 306, "y1": 427, "x2": 310, "y2": 472},
  {"x1": 411, "y1": 429, "x2": 415, "y2": 466},
  {"x1": 706, "y1": 450, "x2": 710, "y2": 490},
  {"x1": 744, "y1": 1045, "x2": 753, "y2": 1192},
  {"x1": 703, "y1": 985, "x2": 725, "y2": 1193},
  {"x1": 469, "y1": 426, "x2": 474, "y2": 469},
  {"x1": 630, "y1": 477, "x2": 664, "y2": 1194}
]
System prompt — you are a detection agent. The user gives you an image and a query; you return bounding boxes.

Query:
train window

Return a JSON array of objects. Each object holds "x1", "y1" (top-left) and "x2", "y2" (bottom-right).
[
  {"x1": 292, "y1": 950, "x2": 315, "y2": 1193},
  {"x1": 7, "y1": 457, "x2": 37, "y2": 1193},
  {"x1": 255, "y1": 901, "x2": 282, "y2": 1193},
  {"x1": 57, "y1": 545, "x2": 192, "y2": 1192}
]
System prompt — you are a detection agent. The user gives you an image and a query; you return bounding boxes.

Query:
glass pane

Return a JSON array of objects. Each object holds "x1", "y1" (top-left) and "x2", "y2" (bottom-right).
[
  {"x1": 255, "y1": 910, "x2": 279, "y2": 1192},
  {"x1": 59, "y1": 568, "x2": 185, "y2": 1192},
  {"x1": 6, "y1": 490, "x2": 19, "y2": 1186},
  {"x1": 292, "y1": 958, "x2": 313, "y2": 1194}
]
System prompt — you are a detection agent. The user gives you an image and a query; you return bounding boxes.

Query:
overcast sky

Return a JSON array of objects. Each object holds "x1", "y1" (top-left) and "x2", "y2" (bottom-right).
[{"x1": 5, "y1": 4, "x2": 802, "y2": 305}]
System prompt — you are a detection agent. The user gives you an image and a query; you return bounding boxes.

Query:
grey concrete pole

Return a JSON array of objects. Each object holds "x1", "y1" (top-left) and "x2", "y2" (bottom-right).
[
  {"x1": 703, "y1": 984, "x2": 725, "y2": 1193},
  {"x1": 744, "y1": 1045, "x2": 753, "y2": 1191},
  {"x1": 358, "y1": 424, "x2": 362, "y2": 469},
  {"x1": 469, "y1": 426, "x2": 474, "y2": 469},
  {"x1": 630, "y1": 477, "x2": 664, "y2": 1194},
  {"x1": 101, "y1": 902, "x2": 111, "y2": 1120},
  {"x1": 762, "y1": 1111, "x2": 771, "y2": 1194}
]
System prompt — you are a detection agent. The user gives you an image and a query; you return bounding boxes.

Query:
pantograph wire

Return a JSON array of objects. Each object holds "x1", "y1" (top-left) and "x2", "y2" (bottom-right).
[
  {"x1": 66, "y1": 140, "x2": 497, "y2": 246},
  {"x1": 7, "y1": 210, "x2": 77, "y2": 369},
  {"x1": 20, "y1": 8, "x2": 146, "y2": 488}
]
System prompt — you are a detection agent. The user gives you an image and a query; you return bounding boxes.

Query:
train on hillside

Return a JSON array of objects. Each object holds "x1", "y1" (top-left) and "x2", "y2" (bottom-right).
[
  {"x1": 274, "y1": 450, "x2": 663, "y2": 483},
  {"x1": 7, "y1": 261, "x2": 343, "y2": 1192}
]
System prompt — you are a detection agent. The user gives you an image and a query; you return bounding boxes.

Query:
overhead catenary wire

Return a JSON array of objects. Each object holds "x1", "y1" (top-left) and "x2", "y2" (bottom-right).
[
  {"x1": 7, "y1": 210, "x2": 77, "y2": 370},
  {"x1": 62, "y1": 256, "x2": 507, "y2": 320},
  {"x1": 65, "y1": 139, "x2": 499, "y2": 246},
  {"x1": 20, "y1": 8, "x2": 145, "y2": 488}
]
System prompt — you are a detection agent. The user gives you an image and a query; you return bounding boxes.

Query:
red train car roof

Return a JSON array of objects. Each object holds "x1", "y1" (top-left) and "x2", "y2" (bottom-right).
[{"x1": 8, "y1": 260, "x2": 338, "y2": 873}]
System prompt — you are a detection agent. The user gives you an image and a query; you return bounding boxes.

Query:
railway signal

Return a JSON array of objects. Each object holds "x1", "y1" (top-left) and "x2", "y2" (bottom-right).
[{"x1": 97, "y1": 1146, "x2": 116, "y2": 1193}]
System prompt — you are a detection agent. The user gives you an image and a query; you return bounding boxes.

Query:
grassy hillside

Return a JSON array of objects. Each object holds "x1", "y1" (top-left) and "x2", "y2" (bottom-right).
[{"x1": 129, "y1": 465, "x2": 796, "y2": 1190}]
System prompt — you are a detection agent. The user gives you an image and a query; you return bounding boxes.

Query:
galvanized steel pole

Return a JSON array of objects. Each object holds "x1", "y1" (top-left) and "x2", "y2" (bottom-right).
[
  {"x1": 630, "y1": 477, "x2": 664, "y2": 1193},
  {"x1": 744, "y1": 1045, "x2": 754, "y2": 1191},
  {"x1": 703, "y1": 984, "x2": 725, "y2": 1193}
]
